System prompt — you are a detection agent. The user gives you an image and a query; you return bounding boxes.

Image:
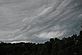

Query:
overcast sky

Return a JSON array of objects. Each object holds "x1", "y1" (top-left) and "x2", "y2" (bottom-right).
[{"x1": 0, "y1": 0, "x2": 82, "y2": 43}]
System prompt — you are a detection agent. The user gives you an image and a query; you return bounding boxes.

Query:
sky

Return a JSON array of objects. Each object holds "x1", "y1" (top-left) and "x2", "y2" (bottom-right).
[{"x1": 0, "y1": 0, "x2": 82, "y2": 43}]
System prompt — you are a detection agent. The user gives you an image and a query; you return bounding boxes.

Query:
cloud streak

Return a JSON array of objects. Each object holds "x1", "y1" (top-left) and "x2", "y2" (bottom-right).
[{"x1": 0, "y1": 0, "x2": 82, "y2": 43}]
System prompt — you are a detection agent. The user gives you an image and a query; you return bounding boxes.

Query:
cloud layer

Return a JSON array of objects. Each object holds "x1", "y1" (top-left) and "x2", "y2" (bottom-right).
[{"x1": 0, "y1": 0, "x2": 82, "y2": 43}]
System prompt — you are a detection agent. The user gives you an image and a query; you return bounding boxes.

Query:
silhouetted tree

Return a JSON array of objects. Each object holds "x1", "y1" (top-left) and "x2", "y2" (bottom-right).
[{"x1": 0, "y1": 31, "x2": 82, "y2": 55}]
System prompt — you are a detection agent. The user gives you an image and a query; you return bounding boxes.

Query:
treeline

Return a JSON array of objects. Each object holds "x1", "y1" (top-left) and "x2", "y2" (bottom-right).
[{"x1": 0, "y1": 31, "x2": 82, "y2": 55}]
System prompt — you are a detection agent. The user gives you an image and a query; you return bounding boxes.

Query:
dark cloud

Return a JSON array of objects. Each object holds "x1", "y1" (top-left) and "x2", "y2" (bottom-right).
[{"x1": 0, "y1": 0, "x2": 82, "y2": 43}]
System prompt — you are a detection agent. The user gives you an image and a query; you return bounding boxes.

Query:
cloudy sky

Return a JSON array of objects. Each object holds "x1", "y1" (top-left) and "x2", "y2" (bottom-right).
[{"x1": 0, "y1": 0, "x2": 82, "y2": 43}]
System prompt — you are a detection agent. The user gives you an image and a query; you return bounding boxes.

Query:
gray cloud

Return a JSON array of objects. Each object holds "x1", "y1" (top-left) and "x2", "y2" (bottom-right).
[{"x1": 0, "y1": 0, "x2": 82, "y2": 43}]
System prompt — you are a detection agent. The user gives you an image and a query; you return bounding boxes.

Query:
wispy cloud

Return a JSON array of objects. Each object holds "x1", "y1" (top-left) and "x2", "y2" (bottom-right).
[{"x1": 0, "y1": 0, "x2": 82, "y2": 43}]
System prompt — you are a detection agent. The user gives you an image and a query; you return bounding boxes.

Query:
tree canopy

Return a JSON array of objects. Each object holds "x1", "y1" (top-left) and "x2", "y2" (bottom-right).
[{"x1": 0, "y1": 31, "x2": 82, "y2": 55}]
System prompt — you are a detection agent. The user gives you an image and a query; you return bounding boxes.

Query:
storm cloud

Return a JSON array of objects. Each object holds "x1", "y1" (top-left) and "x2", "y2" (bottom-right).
[{"x1": 0, "y1": 0, "x2": 82, "y2": 43}]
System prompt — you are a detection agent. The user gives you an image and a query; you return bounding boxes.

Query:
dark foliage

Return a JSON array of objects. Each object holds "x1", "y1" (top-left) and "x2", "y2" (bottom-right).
[{"x1": 0, "y1": 31, "x2": 82, "y2": 55}]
